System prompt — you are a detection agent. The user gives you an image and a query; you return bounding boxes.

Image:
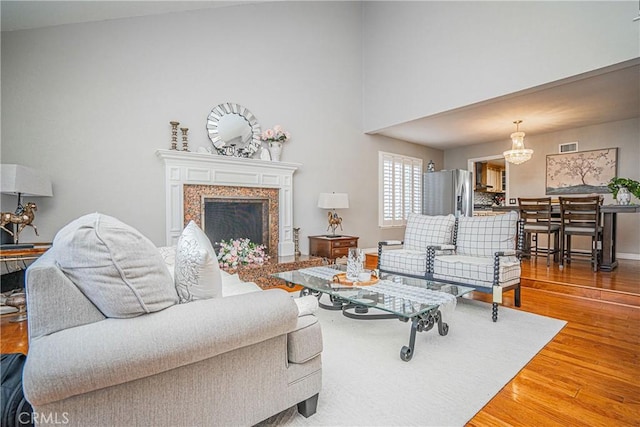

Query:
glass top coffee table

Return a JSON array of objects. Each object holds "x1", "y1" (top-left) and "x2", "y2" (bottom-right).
[{"x1": 272, "y1": 265, "x2": 474, "y2": 361}]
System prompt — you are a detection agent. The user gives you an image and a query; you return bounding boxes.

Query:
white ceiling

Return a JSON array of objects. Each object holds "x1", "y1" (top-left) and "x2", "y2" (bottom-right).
[
  {"x1": 0, "y1": 1, "x2": 252, "y2": 32},
  {"x1": 2, "y1": 1, "x2": 638, "y2": 150},
  {"x1": 373, "y1": 60, "x2": 640, "y2": 149}
]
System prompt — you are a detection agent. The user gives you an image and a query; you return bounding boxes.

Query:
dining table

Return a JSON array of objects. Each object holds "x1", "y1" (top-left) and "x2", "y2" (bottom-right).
[{"x1": 491, "y1": 203, "x2": 640, "y2": 271}]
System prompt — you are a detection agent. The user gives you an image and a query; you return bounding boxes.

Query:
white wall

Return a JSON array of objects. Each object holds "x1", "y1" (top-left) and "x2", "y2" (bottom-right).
[
  {"x1": 1, "y1": 2, "x2": 442, "y2": 253},
  {"x1": 363, "y1": 1, "x2": 640, "y2": 132},
  {"x1": 444, "y1": 118, "x2": 640, "y2": 257}
]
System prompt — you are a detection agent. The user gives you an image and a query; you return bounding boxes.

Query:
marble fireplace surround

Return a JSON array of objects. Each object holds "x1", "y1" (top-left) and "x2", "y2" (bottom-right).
[
  {"x1": 184, "y1": 185, "x2": 278, "y2": 259},
  {"x1": 156, "y1": 149, "x2": 301, "y2": 257}
]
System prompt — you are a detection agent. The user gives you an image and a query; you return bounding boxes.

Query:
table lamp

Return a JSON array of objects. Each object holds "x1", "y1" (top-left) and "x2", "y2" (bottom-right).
[
  {"x1": 317, "y1": 192, "x2": 349, "y2": 237},
  {"x1": 1, "y1": 164, "x2": 53, "y2": 246}
]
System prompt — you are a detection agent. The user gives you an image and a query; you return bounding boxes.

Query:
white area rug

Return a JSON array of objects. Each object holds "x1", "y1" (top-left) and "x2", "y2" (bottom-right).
[{"x1": 261, "y1": 298, "x2": 566, "y2": 427}]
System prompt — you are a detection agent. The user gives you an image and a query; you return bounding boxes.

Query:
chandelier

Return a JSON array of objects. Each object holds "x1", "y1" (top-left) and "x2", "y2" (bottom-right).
[{"x1": 503, "y1": 120, "x2": 533, "y2": 165}]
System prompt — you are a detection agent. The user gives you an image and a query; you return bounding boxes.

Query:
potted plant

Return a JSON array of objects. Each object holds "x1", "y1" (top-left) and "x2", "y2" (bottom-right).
[{"x1": 607, "y1": 177, "x2": 640, "y2": 205}]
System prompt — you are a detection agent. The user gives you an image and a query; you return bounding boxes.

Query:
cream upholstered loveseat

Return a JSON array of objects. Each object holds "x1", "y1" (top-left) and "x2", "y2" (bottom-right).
[
  {"x1": 378, "y1": 212, "x2": 523, "y2": 322},
  {"x1": 23, "y1": 214, "x2": 322, "y2": 426}
]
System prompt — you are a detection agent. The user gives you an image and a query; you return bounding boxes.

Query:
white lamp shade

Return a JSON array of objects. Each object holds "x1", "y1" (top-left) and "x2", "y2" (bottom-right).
[
  {"x1": 1, "y1": 164, "x2": 53, "y2": 197},
  {"x1": 317, "y1": 193, "x2": 349, "y2": 209}
]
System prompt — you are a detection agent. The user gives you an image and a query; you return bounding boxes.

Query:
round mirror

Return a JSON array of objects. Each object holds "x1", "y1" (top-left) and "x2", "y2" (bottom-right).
[{"x1": 206, "y1": 103, "x2": 262, "y2": 157}]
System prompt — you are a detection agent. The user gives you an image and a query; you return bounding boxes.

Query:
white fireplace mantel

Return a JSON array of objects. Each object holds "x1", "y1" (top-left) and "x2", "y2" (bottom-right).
[{"x1": 156, "y1": 149, "x2": 301, "y2": 256}]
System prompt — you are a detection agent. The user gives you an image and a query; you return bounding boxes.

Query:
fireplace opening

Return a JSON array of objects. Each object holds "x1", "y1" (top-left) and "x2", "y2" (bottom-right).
[{"x1": 202, "y1": 198, "x2": 270, "y2": 252}]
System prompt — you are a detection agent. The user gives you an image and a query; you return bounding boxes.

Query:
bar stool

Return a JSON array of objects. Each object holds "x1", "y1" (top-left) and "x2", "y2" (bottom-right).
[
  {"x1": 518, "y1": 197, "x2": 560, "y2": 267},
  {"x1": 559, "y1": 196, "x2": 603, "y2": 272}
]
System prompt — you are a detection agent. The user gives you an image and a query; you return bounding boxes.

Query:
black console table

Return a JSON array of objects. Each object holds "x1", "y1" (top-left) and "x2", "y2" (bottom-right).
[{"x1": 600, "y1": 205, "x2": 640, "y2": 271}]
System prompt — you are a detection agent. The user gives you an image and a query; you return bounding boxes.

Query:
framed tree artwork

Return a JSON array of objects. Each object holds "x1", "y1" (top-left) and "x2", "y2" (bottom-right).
[{"x1": 546, "y1": 148, "x2": 617, "y2": 195}]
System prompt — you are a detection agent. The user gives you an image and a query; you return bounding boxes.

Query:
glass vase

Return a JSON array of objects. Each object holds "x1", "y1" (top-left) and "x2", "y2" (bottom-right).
[{"x1": 346, "y1": 248, "x2": 364, "y2": 281}]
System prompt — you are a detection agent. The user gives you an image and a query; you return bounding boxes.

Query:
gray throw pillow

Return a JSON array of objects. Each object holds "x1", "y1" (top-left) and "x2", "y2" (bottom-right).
[{"x1": 54, "y1": 213, "x2": 179, "y2": 318}]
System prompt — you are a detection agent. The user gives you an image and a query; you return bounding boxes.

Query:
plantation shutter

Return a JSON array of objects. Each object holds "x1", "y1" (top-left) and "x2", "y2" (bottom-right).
[{"x1": 379, "y1": 152, "x2": 423, "y2": 227}]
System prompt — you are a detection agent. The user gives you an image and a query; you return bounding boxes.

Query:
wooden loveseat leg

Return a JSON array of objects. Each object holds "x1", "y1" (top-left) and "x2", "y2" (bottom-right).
[{"x1": 492, "y1": 303, "x2": 499, "y2": 322}]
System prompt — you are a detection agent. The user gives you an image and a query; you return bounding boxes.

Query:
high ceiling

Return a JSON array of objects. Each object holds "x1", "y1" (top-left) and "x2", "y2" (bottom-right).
[
  {"x1": 2, "y1": 1, "x2": 638, "y2": 150},
  {"x1": 373, "y1": 60, "x2": 640, "y2": 149},
  {"x1": 0, "y1": 1, "x2": 249, "y2": 32}
]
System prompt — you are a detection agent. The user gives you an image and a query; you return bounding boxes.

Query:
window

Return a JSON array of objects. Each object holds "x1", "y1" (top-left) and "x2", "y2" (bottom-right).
[{"x1": 378, "y1": 151, "x2": 423, "y2": 227}]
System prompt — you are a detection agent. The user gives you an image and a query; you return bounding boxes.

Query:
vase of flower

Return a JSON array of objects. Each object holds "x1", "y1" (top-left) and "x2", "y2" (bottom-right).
[
  {"x1": 269, "y1": 141, "x2": 282, "y2": 162},
  {"x1": 261, "y1": 125, "x2": 290, "y2": 162}
]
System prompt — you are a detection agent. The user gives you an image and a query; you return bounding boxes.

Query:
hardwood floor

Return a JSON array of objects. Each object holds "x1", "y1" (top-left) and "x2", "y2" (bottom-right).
[
  {"x1": 0, "y1": 314, "x2": 28, "y2": 355},
  {"x1": 521, "y1": 257, "x2": 640, "y2": 307},
  {"x1": 469, "y1": 258, "x2": 640, "y2": 426},
  {"x1": 2, "y1": 259, "x2": 639, "y2": 425}
]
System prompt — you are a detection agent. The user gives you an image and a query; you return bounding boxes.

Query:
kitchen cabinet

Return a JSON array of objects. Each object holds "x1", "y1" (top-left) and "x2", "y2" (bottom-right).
[
  {"x1": 475, "y1": 162, "x2": 505, "y2": 193},
  {"x1": 486, "y1": 166, "x2": 503, "y2": 192}
]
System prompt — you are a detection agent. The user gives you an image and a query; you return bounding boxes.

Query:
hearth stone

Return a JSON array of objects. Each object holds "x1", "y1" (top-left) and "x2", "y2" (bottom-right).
[{"x1": 223, "y1": 255, "x2": 323, "y2": 290}]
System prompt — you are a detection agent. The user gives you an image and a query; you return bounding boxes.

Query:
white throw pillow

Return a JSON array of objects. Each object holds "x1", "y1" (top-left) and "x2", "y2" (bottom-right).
[
  {"x1": 157, "y1": 245, "x2": 177, "y2": 277},
  {"x1": 174, "y1": 221, "x2": 223, "y2": 302},
  {"x1": 53, "y1": 213, "x2": 179, "y2": 318},
  {"x1": 294, "y1": 295, "x2": 319, "y2": 317}
]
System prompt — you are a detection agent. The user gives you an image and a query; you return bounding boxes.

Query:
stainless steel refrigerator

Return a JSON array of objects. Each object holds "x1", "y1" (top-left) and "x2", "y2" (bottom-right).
[{"x1": 422, "y1": 169, "x2": 473, "y2": 217}]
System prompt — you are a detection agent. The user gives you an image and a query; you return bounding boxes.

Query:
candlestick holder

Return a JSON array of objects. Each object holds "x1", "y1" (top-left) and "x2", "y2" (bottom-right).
[
  {"x1": 293, "y1": 227, "x2": 301, "y2": 257},
  {"x1": 180, "y1": 127, "x2": 189, "y2": 152},
  {"x1": 169, "y1": 121, "x2": 179, "y2": 150}
]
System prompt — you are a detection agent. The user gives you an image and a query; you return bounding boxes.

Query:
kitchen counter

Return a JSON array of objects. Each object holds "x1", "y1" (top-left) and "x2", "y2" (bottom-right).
[
  {"x1": 491, "y1": 205, "x2": 519, "y2": 212},
  {"x1": 473, "y1": 205, "x2": 508, "y2": 216},
  {"x1": 473, "y1": 210, "x2": 506, "y2": 216}
]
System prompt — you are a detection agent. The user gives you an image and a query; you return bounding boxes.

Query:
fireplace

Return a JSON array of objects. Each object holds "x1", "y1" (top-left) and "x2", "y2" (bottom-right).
[
  {"x1": 157, "y1": 150, "x2": 299, "y2": 257},
  {"x1": 183, "y1": 184, "x2": 279, "y2": 259},
  {"x1": 203, "y1": 198, "x2": 269, "y2": 250},
  {"x1": 157, "y1": 150, "x2": 324, "y2": 286}
]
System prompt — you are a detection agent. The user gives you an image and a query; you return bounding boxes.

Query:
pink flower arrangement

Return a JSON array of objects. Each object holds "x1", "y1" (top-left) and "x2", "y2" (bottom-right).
[
  {"x1": 217, "y1": 238, "x2": 269, "y2": 268},
  {"x1": 260, "y1": 125, "x2": 291, "y2": 143}
]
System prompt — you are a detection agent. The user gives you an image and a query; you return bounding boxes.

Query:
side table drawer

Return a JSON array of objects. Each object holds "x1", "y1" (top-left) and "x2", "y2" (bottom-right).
[
  {"x1": 333, "y1": 239, "x2": 358, "y2": 248},
  {"x1": 331, "y1": 247, "x2": 351, "y2": 258},
  {"x1": 308, "y1": 235, "x2": 359, "y2": 261}
]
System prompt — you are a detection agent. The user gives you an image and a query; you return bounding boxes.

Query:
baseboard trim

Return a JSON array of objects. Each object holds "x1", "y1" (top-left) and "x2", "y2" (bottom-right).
[{"x1": 617, "y1": 252, "x2": 640, "y2": 261}]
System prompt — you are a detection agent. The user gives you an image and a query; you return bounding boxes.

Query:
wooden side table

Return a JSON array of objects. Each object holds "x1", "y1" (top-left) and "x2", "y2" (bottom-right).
[
  {"x1": 308, "y1": 235, "x2": 359, "y2": 261},
  {"x1": 1, "y1": 243, "x2": 51, "y2": 286},
  {"x1": 0, "y1": 244, "x2": 51, "y2": 262},
  {"x1": 365, "y1": 253, "x2": 379, "y2": 270}
]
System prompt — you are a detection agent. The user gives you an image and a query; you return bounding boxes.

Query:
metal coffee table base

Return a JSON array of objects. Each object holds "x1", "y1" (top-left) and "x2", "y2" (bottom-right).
[
  {"x1": 399, "y1": 308, "x2": 448, "y2": 362},
  {"x1": 303, "y1": 289, "x2": 449, "y2": 362}
]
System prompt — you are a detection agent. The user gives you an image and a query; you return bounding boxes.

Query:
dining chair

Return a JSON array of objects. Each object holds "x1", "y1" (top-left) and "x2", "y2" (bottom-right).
[
  {"x1": 558, "y1": 196, "x2": 603, "y2": 272},
  {"x1": 518, "y1": 197, "x2": 560, "y2": 267}
]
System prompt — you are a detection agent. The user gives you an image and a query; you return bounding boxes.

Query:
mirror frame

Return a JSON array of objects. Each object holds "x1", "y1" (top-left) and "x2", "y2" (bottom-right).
[{"x1": 206, "y1": 102, "x2": 262, "y2": 157}]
